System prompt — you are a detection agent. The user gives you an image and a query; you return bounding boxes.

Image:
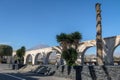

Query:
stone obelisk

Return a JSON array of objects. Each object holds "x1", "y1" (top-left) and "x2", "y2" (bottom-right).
[{"x1": 95, "y1": 3, "x2": 103, "y2": 65}]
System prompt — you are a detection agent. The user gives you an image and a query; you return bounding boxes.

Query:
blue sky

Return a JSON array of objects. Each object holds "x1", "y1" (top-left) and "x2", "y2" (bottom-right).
[{"x1": 0, "y1": 0, "x2": 120, "y2": 52}]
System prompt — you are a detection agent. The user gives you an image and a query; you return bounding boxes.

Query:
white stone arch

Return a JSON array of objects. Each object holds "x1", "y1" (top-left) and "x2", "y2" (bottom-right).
[
  {"x1": 111, "y1": 36, "x2": 120, "y2": 65},
  {"x1": 49, "y1": 52, "x2": 57, "y2": 64},
  {"x1": 52, "y1": 47, "x2": 62, "y2": 65},
  {"x1": 77, "y1": 40, "x2": 96, "y2": 65},
  {"x1": 84, "y1": 46, "x2": 96, "y2": 65},
  {"x1": 22, "y1": 35, "x2": 120, "y2": 65},
  {"x1": 44, "y1": 49, "x2": 61, "y2": 65},
  {"x1": 113, "y1": 45, "x2": 120, "y2": 65},
  {"x1": 103, "y1": 36, "x2": 120, "y2": 65},
  {"x1": 26, "y1": 54, "x2": 33, "y2": 65},
  {"x1": 52, "y1": 46, "x2": 62, "y2": 54},
  {"x1": 34, "y1": 53, "x2": 43, "y2": 65},
  {"x1": 52, "y1": 46, "x2": 62, "y2": 64},
  {"x1": 42, "y1": 51, "x2": 51, "y2": 64},
  {"x1": 112, "y1": 36, "x2": 120, "y2": 54}
]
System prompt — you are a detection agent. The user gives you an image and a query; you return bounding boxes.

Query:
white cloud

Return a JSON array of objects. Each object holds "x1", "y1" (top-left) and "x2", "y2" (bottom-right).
[{"x1": 0, "y1": 42, "x2": 12, "y2": 45}]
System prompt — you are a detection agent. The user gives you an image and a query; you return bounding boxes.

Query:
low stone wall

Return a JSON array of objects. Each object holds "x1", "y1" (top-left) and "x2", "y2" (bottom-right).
[
  {"x1": 48, "y1": 65, "x2": 120, "y2": 80},
  {"x1": 22, "y1": 65, "x2": 120, "y2": 80},
  {"x1": 54, "y1": 65, "x2": 76, "y2": 80}
]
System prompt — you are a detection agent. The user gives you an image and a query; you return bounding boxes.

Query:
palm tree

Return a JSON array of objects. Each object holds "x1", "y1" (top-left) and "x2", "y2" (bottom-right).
[
  {"x1": 56, "y1": 31, "x2": 82, "y2": 66},
  {"x1": 56, "y1": 33, "x2": 68, "y2": 51},
  {"x1": 71, "y1": 31, "x2": 82, "y2": 49}
]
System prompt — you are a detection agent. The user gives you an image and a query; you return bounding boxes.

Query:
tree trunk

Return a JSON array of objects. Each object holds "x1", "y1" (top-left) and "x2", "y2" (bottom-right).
[{"x1": 0, "y1": 56, "x2": 2, "y2": 63}]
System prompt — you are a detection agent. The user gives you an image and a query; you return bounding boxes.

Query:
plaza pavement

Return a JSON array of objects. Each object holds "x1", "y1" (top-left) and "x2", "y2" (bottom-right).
[{"x1": 0, "y1": 64, "x2": 72, "y2": 80}]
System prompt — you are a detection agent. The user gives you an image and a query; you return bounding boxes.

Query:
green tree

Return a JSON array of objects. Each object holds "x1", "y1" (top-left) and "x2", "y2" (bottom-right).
[
  {"x1": 56, "y1": 33, "x2": 68, "y2": 51},
  {"x1": 56, "y1": 31, "x2": 82, "y2": 66},
  {"x1": 0, "y1": 45, "x2": 13, "y2": 56},
  {"x1": 62, "y1": 48, "x2": 78, "y2": 66},
  {"x1": 16, "y1": 46, "x2": 26, "y2": 64},
  {"x1": 0, "y1": 44, "x2": 13, "y2": 63},
  {"x1": 71, "y1": 31, "x2": 82, "y2": 49}
]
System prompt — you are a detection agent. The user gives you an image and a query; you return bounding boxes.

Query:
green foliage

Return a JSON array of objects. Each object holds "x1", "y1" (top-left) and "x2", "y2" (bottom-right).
[
  {"x1": 16, "y1": 46, "x2": 26, "y2": 64},
  {"x1": 71, "y1": 31, "x2": 82, "y2": 40},
  {"x1": 16, "y1": 46, "x2": 25, "y2": 58},
  {"x1": 56, "y1": 31, "x2": 82, "y2": 66},
  {"x1": 16, "y1": 49, "x2": 22, "y2": 58},
  {"x1": 56, "y1": 33, "x2": 67, "y2": 43},
  {"x1": 62, "y1": 48, "x2": 78, "y2": 66},
  {"x1": 0, "y1": 44, "x2": 13, "y2": 56},
  {"x1": 56, "y1": 31, "x2": 82, "y2": 44}
]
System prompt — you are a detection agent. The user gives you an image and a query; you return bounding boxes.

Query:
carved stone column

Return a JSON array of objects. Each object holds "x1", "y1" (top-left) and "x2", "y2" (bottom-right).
[{"x1": 96, "y1": 3, "x2": 103, "y2": 65}]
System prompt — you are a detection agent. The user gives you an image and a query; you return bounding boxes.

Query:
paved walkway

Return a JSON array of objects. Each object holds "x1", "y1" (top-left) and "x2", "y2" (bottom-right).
[
  {"x1": 0, "y1": 64, "x2": 72, "y2": 80},
  {"x1": 28, "y1": 76, "x2": 72, "y2": 80},
  {"x1": 17, "y1": 71, "x2": 72, "y2": 80},
  {"x1": 37, "y1": 76, "x2": 72, "y2": 80}
]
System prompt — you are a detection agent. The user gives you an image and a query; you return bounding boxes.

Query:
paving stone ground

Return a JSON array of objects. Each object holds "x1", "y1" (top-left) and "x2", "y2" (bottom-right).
[
  {"x1": 18, "y1": 71, "x2": 72, "y2": 80},
  {"x1": 32, "y1": 76, "x2": 72, "y2": 80},
  {"x1": 40, "y1": 76, "x2": 72, "y2": 80},
  {"x1": 0, "y1": 64, "x2": 72, "y2": 80}
]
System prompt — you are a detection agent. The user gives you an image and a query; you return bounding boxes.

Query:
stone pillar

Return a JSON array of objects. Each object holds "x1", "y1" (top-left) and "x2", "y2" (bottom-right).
[
  {"x1": 103, "y1": 39, "x2": 115, "y2": 65},
  {"x1": 32, "y1": 56, "x2": 35, "y2": 65},
  {"x1": 81, "y1": 54, "x2": 84, "y2": 65},
  {"x1": 43, "y1": 54, "x2": 49, "y2": 65},
  {"x1": 95, "y1": 3, "x2": 103, "y2": 65},
  {"x1": 24, "y1": 56, "x2": 26, "y2": 64}
]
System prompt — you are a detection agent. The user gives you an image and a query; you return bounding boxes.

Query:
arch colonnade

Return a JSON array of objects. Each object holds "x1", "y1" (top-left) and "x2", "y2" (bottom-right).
[{"x1": 12, "y1": 35, "x2": 120, "y2": 65}]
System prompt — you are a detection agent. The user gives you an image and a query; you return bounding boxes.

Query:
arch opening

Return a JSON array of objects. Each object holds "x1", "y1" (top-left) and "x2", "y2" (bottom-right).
[
  {"x1": 113, "y1": 45, "x2": 120, "y2": 65},
  {"x1": 34, "y1": 53, "x2": 43, "y2": 65},
  {"x1": 26, "y1": 54, "x2": 32, "y2": 65},
  {"x1": 83, "y1": 46, "x2": 96, "y2": 65},
  {"x1": 46, "y1": 51, "x2": 61, "y2": 65}
]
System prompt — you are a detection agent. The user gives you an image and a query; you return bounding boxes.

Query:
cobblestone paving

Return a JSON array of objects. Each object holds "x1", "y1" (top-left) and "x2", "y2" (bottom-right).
[
  {"x1": 32, "y1": 76, "x2": 72, "y2": 80},
  {"x1": 19, "y1": 72, "x2": 72, "y2": 80},
  {"x1": 0, "y1": 64, "x2": 72, "y2": 80}
]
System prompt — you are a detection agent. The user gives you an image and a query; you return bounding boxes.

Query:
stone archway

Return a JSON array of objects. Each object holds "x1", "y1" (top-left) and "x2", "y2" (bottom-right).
[
  {"x1": 34, "y1": 53, "x2": 43, "y2": 65},
  {"x1": 113, "y1": 46, "x2": 120, "y2": 65},
  {"x1": 112, "y1": 41, "x2": 120, "y2": 65},
  {"x1": 26, "y1": 54, "x2": 32, "y2": 65},
  {"x1": 80, "y1": 46, "x2": 96, "y2": 65},
  {"x1": 84, "y1": 47, "x2": 96, "y2": 65},
  {"x1": 45, "y1": 50, "x2": 61, "y2": 65},
  {"x1": 103, "y1": 36, "x2": 120, "y2": 65},
  {"x1": 45, "y1": 51, "x2": 56, "y2": 65},
  {"x1": 49, "y1": 52, "x2": 57, "y2": 65},
  {"x1": 77, "y1": 40, "x2": 96, "y2": 65},
  {"x1": 22, "y1": 35, "x2": 120, "y2": 65}
]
